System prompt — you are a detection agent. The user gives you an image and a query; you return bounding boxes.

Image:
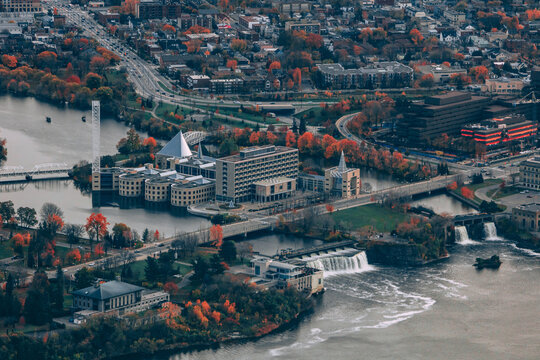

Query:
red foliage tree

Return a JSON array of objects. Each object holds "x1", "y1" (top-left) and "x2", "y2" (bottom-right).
[
  {"x1": 163, "y1": 282, "x2": 179, "y2": 295},
  {"x1": 410, "y1": 28, "x2": 424, "y2": 45},
  {"x1": 85, "y1": 213, "x2": 109, "y2": 250},
  {"x1": 66, "y1": 248, "x2": 82, "y2": 264},
  {"x1": 2, "y1": 55, "x2": 17, "y2": 68},
  {"x1": 210, "y1": 224, "x2": 223, "y2": 247},
  {"x1": 226, "y1": 59, "x2": 238, "y2": 70},
  {"x1": 268, "y1": 61, "x2": 281, "y2": 72},
  {"x1": 461, "y1": 187, "x2": 474, "y2": 199}
]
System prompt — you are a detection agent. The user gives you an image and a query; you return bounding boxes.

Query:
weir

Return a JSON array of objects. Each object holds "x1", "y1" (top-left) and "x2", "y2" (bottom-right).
[
  {"x1": 455, "y1": 225, "x2": 476, "y2": 245},
  {"x1": 483, "y1": 222, "x2": 499, "y2": 240},
  {"x1": 303, "y1": 251, "x2": 374, "y2": 276}
]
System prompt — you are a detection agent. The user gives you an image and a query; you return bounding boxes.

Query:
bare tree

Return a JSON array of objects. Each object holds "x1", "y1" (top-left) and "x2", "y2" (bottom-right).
[
  {"x1": 237, "y1": 242, "x2": 253, "y2": 263},
  {"x1": 64, "y1": 224, "x2": 84, "y2": 248},
  {"x1": 40, "y1": 203, "x2": 63, "y2": 223},
  {"x1": 302, "y1": 206, "x2": 321, "y2": 232}
]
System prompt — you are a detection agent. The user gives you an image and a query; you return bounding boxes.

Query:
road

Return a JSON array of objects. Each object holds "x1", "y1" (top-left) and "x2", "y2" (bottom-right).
[
  {"x1": 335, "y1": 111, "x2": 525, "y2": 180},
  {"x1": 44, "y1": 0, "x2": 324, "y2": 116}
]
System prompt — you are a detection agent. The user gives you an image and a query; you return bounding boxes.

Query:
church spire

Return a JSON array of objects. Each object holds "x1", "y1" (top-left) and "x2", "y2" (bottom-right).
[
  {"x1": 197, "y1": 141, "x2": 203, "y2": 159},
  {"x1": 338, "y1": 151, "x2": 347, "y2": 172}
]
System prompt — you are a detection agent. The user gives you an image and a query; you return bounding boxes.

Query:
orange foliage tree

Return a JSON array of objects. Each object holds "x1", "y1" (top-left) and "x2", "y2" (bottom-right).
[
  {"x1": 469, "y1": 65, "x2": 489, "y2": 83},
  {"x1": 230, "y1": 39, "x2": 247, "y2": 52},
  {"x1": 461, "y1": 187, "x2": 474, "y2": 199},
  {"x1": 268, "y1": 61, "x2": 281, "y2": 72},
  {"x1": 226, "y1": 59, "x2": 238, "y2": 70},
  {"x1": 210, "y1": 224, "x2": 223, "y2": 247},
  {"x1": 2, "y1": 55, "x2": 17, "y2": 68},
  {"x1": 292, "y1": 68, "x2": 302, "y2": 89},
  {"x1": 85, "y1": 213, "x2": 109, "y2": 251},
  {"x1": 66, "y1": 248, "x2": 82, "y2": 265},
  {"x1": 410, "y1": 28, "x2": 424, "y2": 45}
]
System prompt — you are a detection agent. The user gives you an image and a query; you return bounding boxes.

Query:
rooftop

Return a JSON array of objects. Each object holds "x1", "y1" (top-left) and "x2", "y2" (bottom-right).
[
  {"x1": 157, "y1": 131, "x2": 193, "y2": 159},
  {"x1": 218, "y1": 145, "x2": 297, "y2": 163},
  {"x1": 515, "y1": 203, "x2": 540, "y2": 212},
  {"x1": 72, "y1": 280, "x2": 144, "y2": 300}
]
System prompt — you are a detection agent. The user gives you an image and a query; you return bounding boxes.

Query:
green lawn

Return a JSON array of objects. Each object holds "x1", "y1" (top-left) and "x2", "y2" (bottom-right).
[
  {"x1": 331, "y1": 204, "x2": 410, "y2": 232},
  {"x1": 155, "y1": 102, "x2": 195, "y2": 121},
  {"x1": 0, "y1": 241, "x2": 14, "y2": 259},
  {"x1": 486, "y1": 185, "x2": 521, "y2": 200}
]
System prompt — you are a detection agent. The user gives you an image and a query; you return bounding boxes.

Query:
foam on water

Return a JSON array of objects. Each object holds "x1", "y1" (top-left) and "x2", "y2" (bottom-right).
[
  {"x1": 455, "y1": 225, "x2": 480, "y2": 245},
  {"x1": 305, "y1": 251, "x2": 375, "y2": 277}
]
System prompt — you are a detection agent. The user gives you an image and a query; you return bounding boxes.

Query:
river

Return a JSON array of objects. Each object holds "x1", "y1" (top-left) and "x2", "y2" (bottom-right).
[
  {"x1": 161, "y1": 233, "x2": 540, "y2": 360},
  {"x1": 0, "y1": 96, "x2": 210, "y2": 236},
  {"x1": 3, "y1": 97, "x2": 539, "y2": 359}
]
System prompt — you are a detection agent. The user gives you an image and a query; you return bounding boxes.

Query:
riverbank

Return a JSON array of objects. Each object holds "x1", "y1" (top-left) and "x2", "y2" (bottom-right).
[{"x1": 115, "y1": 303, "x2": 315, "y2": 360}]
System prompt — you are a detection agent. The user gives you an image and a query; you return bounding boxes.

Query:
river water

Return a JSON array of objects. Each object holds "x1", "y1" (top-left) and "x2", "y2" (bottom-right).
[
  {"x1": 162, "y1": 235, "x2": 540, "y2": 360},
  {"x1": 0, "y1": 96, "x2": 210, "y2": 236},
  {"x1": 6, "y1": 97, "x2": 538, "y2": 360}
]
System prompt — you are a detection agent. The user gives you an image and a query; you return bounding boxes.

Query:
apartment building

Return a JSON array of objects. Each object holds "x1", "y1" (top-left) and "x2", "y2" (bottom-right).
[
  {"x1": 216, "y1": 145, "x2": 299, "y2": 203},
  {"x1": 0, "y1": 0, "x2": 41, "y2": 13},
  {"x1": 316, "y1": 62, "x2": 413, "y2": 90},
  {"x1": 520, "y1": 156, "x2": 540, "y2": 190},
  {"x1": 284, "y1": 21, "x2": 321, "y2": 34},
  {"x1": 482, "y1": 77, "x2": 524, "y2": 94}
]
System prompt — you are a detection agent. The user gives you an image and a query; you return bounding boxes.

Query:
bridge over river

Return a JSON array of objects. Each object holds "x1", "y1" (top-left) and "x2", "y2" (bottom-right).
[
  {"x1": 163, "y1": 174, "x2": 462, "y2": 247},
  {"x1": 0, "y1": 163, "x2": 71, "y2": 183}
]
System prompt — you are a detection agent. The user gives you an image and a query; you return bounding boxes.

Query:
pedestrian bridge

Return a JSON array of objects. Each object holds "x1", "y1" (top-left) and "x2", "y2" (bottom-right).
[
  {"x1": 0, "y1": 163, "x2": 71, "y2": 182},
  {"x1": 183, "y1": 131, "x2": 208, "y2": 146}
]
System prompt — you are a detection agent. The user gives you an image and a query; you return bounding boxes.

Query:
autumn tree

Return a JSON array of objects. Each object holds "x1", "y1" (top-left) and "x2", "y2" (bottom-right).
[
  {"x1": 17, "y1": 207, "x2": 37, "y2": 228},
  {"x1": 292, "y1": 68, "x2": 302, "y2": 89},
  {"x1": 410, "y1": 28, "x2": 424, "y2": 45},
  {"x1": 210, "y1": 224, "x2": 223, "y2": 247},
  {"x1": 461, "y1": 187, "x2": 474, "y2": 199},
  {"x1": 230, "y1": 39, "x2": 248, "y2": 52},
  {"x1": 416, "y1": 74, "x2": 435, "y2": 88},
  {"x1": 226, "y1": 59, "x2": 238, "y2": 70},
  {"x1": 469, "y1": 66, "x2": 489, "y2": 83},
  {"x1": 85, "y1": 213, "x2": 109, "y2": 253},
  {"x1": 268, "y1": 61, "x2": 281, "y2": 72},
  {"x1": 2, "y1": 54, "x2": 17, "y2": 68}
]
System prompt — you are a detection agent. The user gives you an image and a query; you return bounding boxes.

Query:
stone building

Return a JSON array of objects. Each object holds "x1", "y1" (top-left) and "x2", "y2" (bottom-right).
[
  {"x1": 72, "y1": 280, "x2": 169, "y2": 315},
  {"x1": 512, "y1": 204, "x2": 540, "y2": 232},
  {"x1": 324, "y1": 152, "x2": 361, "y2": 199},
  {"x1": 520, "y1": 156, "x2": 540, "y2": 190}
]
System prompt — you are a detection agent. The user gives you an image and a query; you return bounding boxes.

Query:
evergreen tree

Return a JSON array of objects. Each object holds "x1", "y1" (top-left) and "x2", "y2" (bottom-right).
[
  {"x1": 219, "y1": 240, "x2": 237, "y2": 262},
  {"x1": 299, "y1": 117, "x2": 307, "y2": 134},
  {"x1": 192, "y1": 256, "x2": 209, "y2": 283},
  {"x1": 144, "y1": 257, "x2": 160, "y2": 283},
  {"x1": 24, "y1": 271, "x2": 52, "y2": 325},
  {"x1": 210, "y1": 254, "x2": 225, "y2": 275},
  {"x1": 54, "y1": 265, "x2": 64, "y2": 312},
  {"x1": 142, "y1": 228, "x2": 150, "y2": 242},
  {"x1": 75, "y1": 268, "x2": 95, "y2": 289}
]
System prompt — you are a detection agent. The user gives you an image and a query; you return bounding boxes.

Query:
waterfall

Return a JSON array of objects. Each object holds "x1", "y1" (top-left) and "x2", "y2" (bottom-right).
[
  {"x1": 305, "y1": 251, "x2": 375, "y2": 277},
  {"x1": 455, "y1": 226, "x2": 477, "y2": 245},
  {"x1": 484, "y1": 222, "x2": 500, "y2": 241}
]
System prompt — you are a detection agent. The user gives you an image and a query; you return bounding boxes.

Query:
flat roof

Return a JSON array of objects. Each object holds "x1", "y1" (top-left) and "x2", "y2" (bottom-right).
[
  {"x1": 218, "y1": 145, "x2": 297, "y2": 163},
  {"x1": 515, "y1": 203, "x2": 540, "y2": 212},
  {"x1": 254, "y1": 176, "x2": 294, "y2": 186}
]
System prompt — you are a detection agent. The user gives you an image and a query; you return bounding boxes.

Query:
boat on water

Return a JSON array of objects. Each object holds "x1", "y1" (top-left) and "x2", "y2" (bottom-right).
[
  {"x1": 46, "y1": 116, "x2": 52, "y2": 123},
  {"x1": 82, "y1": 116, "x2": 86, "y2": 122}
]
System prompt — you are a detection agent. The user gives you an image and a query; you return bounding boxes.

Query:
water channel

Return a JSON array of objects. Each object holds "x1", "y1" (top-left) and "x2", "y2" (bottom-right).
[{"x1": 4, "y1": 97, "x2": 538, "y2": 360}]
